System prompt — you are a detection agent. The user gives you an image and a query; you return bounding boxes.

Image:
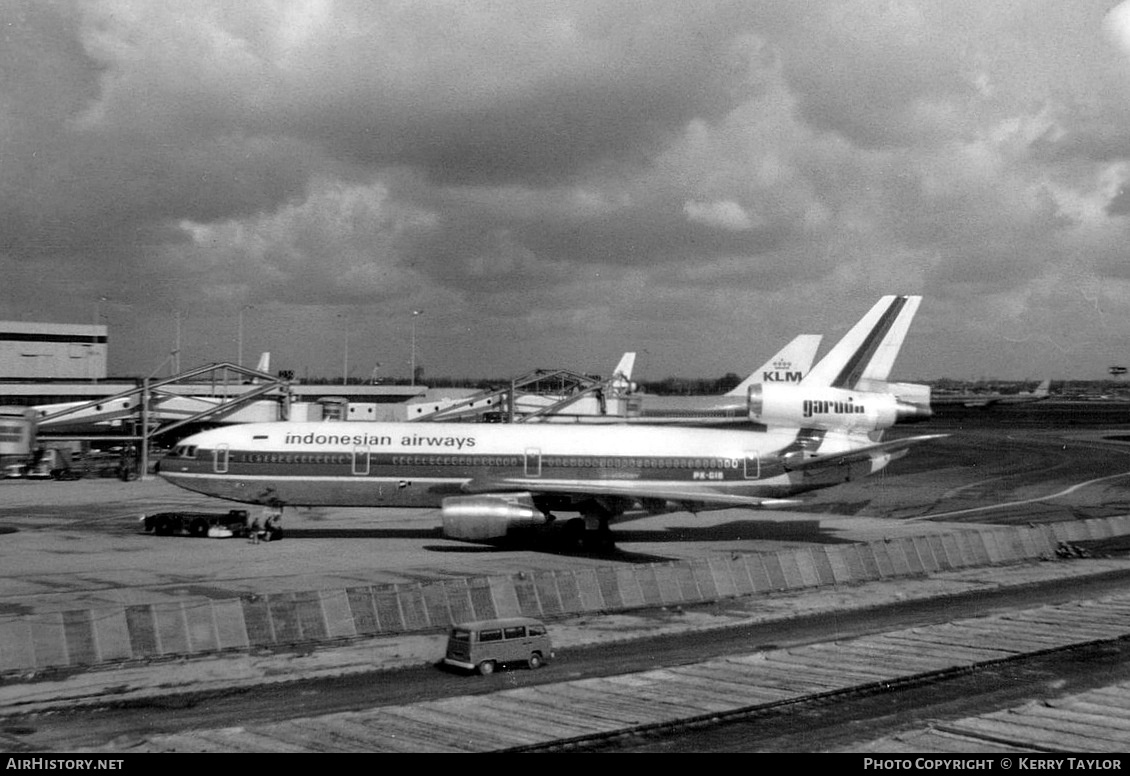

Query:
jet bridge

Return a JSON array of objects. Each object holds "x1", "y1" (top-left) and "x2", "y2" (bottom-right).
[
  {"x1": 407, "y1": 368, "x2": 638, "y2": 423},
  {"x1": 33, "y1": 361, "x2": 292, "y2": 478}
]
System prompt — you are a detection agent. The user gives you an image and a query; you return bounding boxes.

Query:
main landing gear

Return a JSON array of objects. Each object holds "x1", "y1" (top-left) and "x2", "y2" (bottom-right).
[
  {"x1": 561, "y1": 514, "x2": 615, "y2": 552},
  {"x1": 536, "y1": 497, "x2": 619, "y2": 552}
]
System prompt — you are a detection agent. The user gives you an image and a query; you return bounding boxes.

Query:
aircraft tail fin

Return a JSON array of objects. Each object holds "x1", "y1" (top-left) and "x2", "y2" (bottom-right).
[
  {"x1": 609, "y1": 352, "x2": 636, "y2": 395},
  {"x1": 1031, "y1": 378, "x2": 1051, "y2": 398},
  {"x1": 725, "y1": 334, "x2": 823, "y2": 397},
  {"x1": 244, "y1": 353, "x2": 272, "y2": 384},
  {"x1": 801, "y1": 295, "x2": 921, "y2": 389},
  {"x1": 612, "y1": 352, "x2": 635, "y2": 383}
]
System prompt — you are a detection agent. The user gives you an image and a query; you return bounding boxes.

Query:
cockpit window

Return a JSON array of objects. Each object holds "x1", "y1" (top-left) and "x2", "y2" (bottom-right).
[{"x1": 173, "y1": 445, "x2": 197, "y2": 459}]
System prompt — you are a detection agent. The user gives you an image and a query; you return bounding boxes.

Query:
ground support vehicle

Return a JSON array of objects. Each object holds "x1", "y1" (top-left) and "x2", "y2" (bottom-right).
[
  {"x1": 2, "y1": 449, "x2": 78, "y2": 480},
  {"x1": 140, "y1": 509, "x2": 282, "y2": 540},
  {"x1": 442, "y1": 617, "x2": 553, "y2": 675}
]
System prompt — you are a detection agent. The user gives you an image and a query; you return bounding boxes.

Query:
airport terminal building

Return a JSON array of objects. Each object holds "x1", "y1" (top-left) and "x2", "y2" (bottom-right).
[
  {"x1": 0, "y1": 320, "x2": 441, "y2": 440},
  {"x1": 0, "y1": 321, "x2": 107, "y2": 381}
]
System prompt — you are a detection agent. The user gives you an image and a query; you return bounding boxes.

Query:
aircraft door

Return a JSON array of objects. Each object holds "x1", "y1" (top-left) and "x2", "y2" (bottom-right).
[
  {"x1": 625, "y1": 396, "x2": 643, "y2": 418},
  {"x1": 352, "y1": 446, "x2": 370, "y2": 476},
  {"x1": 524, "y1": 448, "x2": 541, "y2": 477},
  {"x1": 213, "y1": 444, "x2": 229, "y2": 474},
  {"x1": 743, "y1": 452, "x2": 760, "y2": 479}
]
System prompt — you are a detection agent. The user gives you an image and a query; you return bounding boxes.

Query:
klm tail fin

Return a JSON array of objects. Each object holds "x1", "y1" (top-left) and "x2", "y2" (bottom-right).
[
  {"x1": 1031, "y1": 378, "x2": 1051, "y2": 398},
  {"x1": 725, "y1": 335, "x2": 823, "y2": 397},
  {"x1": 801, "y1": 296, "x2": 921, "y2": 390}
]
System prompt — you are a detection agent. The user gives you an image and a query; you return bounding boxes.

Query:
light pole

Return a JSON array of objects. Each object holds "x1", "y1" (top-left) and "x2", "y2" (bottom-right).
[
  {"x1": 91, "y1": 296, "x2": 109, "y2": 383},
  {"x1": 410, "y1": 310, "x2": 423, "y2": 386},
  {"x1": 173, "y1": 311, "x2": 182, "y2": 374},
  {"x1": 237, "y1": 305, "x2": 253, "y2": 367},
  {"x1": 338, "y1": 313, "x2": 349, "y2": 385}
]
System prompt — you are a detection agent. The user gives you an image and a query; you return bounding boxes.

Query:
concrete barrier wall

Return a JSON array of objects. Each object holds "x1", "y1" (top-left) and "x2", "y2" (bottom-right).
[{"x1": 1, "y1": 515, "x2": 1127, "y2": 676}]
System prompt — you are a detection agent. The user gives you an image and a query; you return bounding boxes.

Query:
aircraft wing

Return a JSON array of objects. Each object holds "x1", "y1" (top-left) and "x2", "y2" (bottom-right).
[
  {"x1": 461, "y1": 477, "x2": 801, "y2": 508},
  {"x1": 782, "y1": 434, "x2": 948, "y2": 472},
  {"x1": 462, "y1": 435, "x2": 947, "y2": 505}
]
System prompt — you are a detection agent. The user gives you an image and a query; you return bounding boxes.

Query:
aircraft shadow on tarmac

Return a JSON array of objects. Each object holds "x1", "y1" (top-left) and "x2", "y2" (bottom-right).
[
  {"x1": 438, "y1": 517, "x2": 853, "y2": 563},
  {"x1": 609, "y1": 519, "x2": 851, "y2": 545},
  {"x1": 280, "y1": 519, "x2": 845, "y2": 545},
  {"x1": 272, "y1": 530, "x2": 677, "y2": 562},
  {"x1": 280, "y1": 528, "x2": 444, "y2": 540},
  {"x1": 424, "y1": 542, "x2": 675, "y2": 563},
  {"x1": 276, "y1": 518, "x2": 850, "y2": 564}
]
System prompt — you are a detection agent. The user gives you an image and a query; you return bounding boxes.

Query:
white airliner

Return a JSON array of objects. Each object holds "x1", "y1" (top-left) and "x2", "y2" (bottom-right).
[
  {"x1": 931, "y1": 378, "x2": 1051, "y2": 409},
  {"x1": 610, "y1": 334, "x2": 824, "y2": 425},
  {"x1": 407, "y1": 336, "x2": 823, "y2": 425},
  {"x1": 159, "y1": 296, "x2": 941, "y2": 545}
]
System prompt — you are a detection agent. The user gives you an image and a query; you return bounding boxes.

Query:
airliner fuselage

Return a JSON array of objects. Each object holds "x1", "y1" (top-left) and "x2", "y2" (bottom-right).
[{"x1": 158, "y1": 420, "x2": 874, "y2": 509}]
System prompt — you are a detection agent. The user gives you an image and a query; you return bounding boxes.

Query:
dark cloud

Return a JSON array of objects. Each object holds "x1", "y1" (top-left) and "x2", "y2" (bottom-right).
[
  {"x1": 768, "y1": 4, "x2": 980, "y2": 149},
  {"x1": 3, "y1": 1, "x2": 1130, "y2": 381},
  {"x1": 1107, "y1": 186, "x2": 1130, "y2": 216},
  {"x1": 260, "y1": 4, "x2": 763, "y2": 187}
]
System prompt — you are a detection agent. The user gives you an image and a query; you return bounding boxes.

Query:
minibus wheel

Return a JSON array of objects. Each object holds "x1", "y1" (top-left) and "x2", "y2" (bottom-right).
[
  {"x1": 528, "y1": 653, "x2": 543, "y2": 669},
  {"x1": 478, "y1": 660, "x2": 496, "y2": 675}
]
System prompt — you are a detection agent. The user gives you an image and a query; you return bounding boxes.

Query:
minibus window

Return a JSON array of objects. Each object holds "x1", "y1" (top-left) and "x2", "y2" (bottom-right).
[
  {"x1": 503, "y1": 626, "x2": 526, "y2": 639},
  {"x1": 479, "y1": 629, "x2": 503, "y2": 642},
  {"x1": 450, "y1": 629, "x2": 471, "y2": 643},
  {"x1": 527, "y1": 624, "x2": 547, "y2": 636}
]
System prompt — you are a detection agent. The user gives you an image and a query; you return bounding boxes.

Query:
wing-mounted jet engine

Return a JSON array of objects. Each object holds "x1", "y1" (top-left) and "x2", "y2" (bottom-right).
[{"x1": 440, "y1": 493, "x2": 548, "y2": 542}]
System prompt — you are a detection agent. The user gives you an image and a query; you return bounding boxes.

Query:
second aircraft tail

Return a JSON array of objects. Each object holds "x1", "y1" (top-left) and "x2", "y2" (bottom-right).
[
  {"x1": 725, "y1": 334, "x2": 823, "y2": 397},
  {"x1": 801, "y1": 295, "x2": 921, "y2": 390}
]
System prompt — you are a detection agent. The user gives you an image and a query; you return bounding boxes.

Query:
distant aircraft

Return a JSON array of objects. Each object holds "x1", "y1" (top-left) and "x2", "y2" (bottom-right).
[
  {"x1": 519, "y1": 335, "x2": 823, "y2": 425},
  {"x1": 251, "y1": 352, "x2": 271, "y2": 380},
  {"x1": 725, "y1": 334, "x2": 823, "y2": 394},
  {"x1": 403, "y1": 339, "x2": 821, "y2": 425},
  {"x1": 588, "y1": 334, "x2": 824, "y2": 426},
  {"x1": 159, "y1": 295, "x2": 943, "y2": 547},
  {"x1": 607, "y1": 352, "x2": 636, "y2": 395},
  {"x1": 932, "y1": 379, "x2": 1051, "y2": 409}
]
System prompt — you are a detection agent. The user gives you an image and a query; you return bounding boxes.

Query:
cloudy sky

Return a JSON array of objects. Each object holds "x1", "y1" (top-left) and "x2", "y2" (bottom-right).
[{"x1": 5, "y1": 0, "x2": 1130, "y2": 383}]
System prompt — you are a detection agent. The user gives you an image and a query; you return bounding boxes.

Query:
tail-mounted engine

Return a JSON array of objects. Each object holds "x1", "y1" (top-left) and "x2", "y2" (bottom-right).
[
  {"x1": 441, "y1": 493, "x2": 549, "y2": 541},
  {"x1": 748, "y1": 383, "x2": 931, "y2": 432}
]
